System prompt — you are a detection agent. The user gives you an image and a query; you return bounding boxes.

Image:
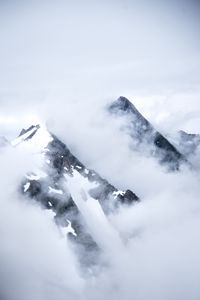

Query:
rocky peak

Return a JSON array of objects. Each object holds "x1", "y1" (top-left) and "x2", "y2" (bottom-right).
[{"x1": 109, "y1": 96, "x2": 187, "y2": 171}]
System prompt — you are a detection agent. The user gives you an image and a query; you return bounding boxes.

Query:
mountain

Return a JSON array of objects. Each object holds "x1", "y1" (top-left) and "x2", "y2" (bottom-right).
[
  {"x1": 12, "y1": 124, "x2": 139, "y2": 264},
  {"x1": 109, "y1": 96, "x2": 187, "y2": 170},
  {"x1": 10, "y1": 96, "x2": 193, "y2": 264},
  {"x1": 16, "y1": 124, "x2": 139, "y2": 207}
]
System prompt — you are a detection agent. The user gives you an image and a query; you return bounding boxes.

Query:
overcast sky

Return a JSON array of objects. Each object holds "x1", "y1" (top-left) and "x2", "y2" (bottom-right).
[
  {"x1": 0, "y1": 0, "x2": 200, "y2": 137},
  {"x1": 1, "y1": 2, "x2": 200, "y2": 299}
]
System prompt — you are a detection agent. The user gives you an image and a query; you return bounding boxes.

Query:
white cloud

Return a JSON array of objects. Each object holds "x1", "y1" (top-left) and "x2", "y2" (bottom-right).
[{"x1": 0, "y1": 1, "x2": 200, "y2": 299}]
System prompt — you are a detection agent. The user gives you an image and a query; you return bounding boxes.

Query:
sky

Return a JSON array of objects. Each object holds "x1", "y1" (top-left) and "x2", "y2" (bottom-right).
[{"x1": 0, "y1": 0, "x2": 200, "y2": 137}]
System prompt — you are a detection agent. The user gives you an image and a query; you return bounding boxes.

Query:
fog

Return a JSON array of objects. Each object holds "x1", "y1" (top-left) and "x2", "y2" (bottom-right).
[
  {"x1": 0, "y1": 0, "x2": 200, "y2": 136},
  {"x1": 1, "y1": 123, "x2": 200, "y2": 299},
  {"x1": 0, "y1": 0, "x2": 200, "y2": 299}
]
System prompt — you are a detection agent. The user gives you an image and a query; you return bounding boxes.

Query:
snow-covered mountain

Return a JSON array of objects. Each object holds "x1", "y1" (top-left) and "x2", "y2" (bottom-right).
[
  {"x1": 109, "y1": 96, "x2": 187, "y2": 170},
  {"x1": 11, "y1": 122, "x2": 139, "y2": 263},
  {"x1": 6, "y1": 96, "x2": 199, "y2": 265}
]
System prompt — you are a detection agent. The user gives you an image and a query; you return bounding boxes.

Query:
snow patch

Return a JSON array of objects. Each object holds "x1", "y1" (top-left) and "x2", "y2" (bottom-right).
[
  {"x1": 28, "y1": 126, "x2": 53, "y2": 149},
  {"x1": 48, "y1": 186, "x2": 63, "y2": 195},
  {"x1": 76, "y1": 165, "x2": 82, "y2": 170},
  {"x1": 23, "y1": 182, "x2": 30, "y2": 192},
  {"x1": 11, "y1": 125, "x2": 53, "y2": 150},
  {"x1": 48, "y1": 201, "x2": 53, "y2": 207},
  {"x1": 61, "y1": 220, "x2": 77, "y2": 237},
  {"x1": 113, "y1": 190, "x2": 125, "y2": 199},
  {"x1": 64, "y1": 170, "x2": 98, "y2": 194},
  {"x1": 11, "y1": 126, "x2": 39, "y2": 146}
]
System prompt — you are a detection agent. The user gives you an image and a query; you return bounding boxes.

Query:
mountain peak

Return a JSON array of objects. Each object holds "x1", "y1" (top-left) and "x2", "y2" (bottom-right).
[
  {"x1": 109, "y1": 96, "x2": 186, "y2": 171},
  {"x1": 18, "y1": 124, "x2": 40, "y2": 137},
  {"x1": 117, "y1": 96, "x2": 133, "y2": 110},
  {"x1": 16, "y1": 123, "x2": 139, "y2": 209},
  {"x1": 111, "y1": 96, "x2": 139, "y2": 114},
  {"x1": 11, "y1": 124, "x2": 52, "y2": 148}
]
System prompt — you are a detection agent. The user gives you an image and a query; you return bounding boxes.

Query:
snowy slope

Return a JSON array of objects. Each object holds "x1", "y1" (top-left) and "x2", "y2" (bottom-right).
[
  {"x1": 13, "y1": 124, "x2": 139, "y2": 262},
  {"x1": 9, "y1": 98, "x2": 197, "y2": 265}
]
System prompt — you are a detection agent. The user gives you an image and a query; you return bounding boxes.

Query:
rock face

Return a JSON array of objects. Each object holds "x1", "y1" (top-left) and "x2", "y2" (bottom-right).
[
  {"x1": 47, "y1": 133, "x2": 139, "y2": 207},
  {"x1": 109, "y1": 96, "x2": 187, "y2": 170},
  {"x1": 15, "y1": 124, "x2": 139, "y2": 264}
]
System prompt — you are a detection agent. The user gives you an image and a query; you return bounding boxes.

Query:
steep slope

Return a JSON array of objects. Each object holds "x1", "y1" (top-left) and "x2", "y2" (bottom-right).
[
  {"x1": 109, "y1": 96, "x2": 187, "y2": 170},
  {"x1": 13, "y1": 124, "x2": 139, "y2": 264}
]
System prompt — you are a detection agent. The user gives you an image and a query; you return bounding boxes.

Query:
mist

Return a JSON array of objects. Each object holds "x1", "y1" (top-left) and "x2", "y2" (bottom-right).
[
  {"x1": 1, "y1": 116, "x2": 200, "y2": 299},
  {"x1": 0, "y1": 0, "x2": 200, "y2": 299},
  {"x1": 0, "y1": 0, "x2": 200, "y2": 136}
]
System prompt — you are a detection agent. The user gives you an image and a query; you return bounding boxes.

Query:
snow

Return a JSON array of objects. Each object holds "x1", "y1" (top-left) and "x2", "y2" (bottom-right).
[
  {"x1": 11, "y1": 126, "x2": 38, "y2": 146},
  {"x1": 48, "y1": 201, "x2": 53, "y2": 207},
  {"x1": 45, "y1": 209, "x2": 56, "y2": 219},
  {"x1": 23, "y1": 182, "x2": 30, "y2": 192},
  {"x1": 65, "y1": 171, "x2": 122, "y2": 252},
  {"x1": 48, "y1": 186, "x2": 63, "y2": 195},
  {"x1": 76, "y1": 165, "x2": 82, "y2": 169},
  {"x1": 113, "y1": 190, "x2": 125, "y2": 199},
  {"x1": 61, "y1": 220, "x2": 77, "y2": 237},
  {"x1": 64, "y1": 170, "x2": 97, "y2": 194},
  {"x1": 27, "y1": 126, "x2": 53, "y2": 149},
  {"x1": 11, "y1": 125, "x2": 53, "y2": 150}
]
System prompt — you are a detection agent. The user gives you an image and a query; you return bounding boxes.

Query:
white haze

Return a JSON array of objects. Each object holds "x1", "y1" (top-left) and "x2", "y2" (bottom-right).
[
  {"x1": 0, "y1": 0, "x2": 200, "y2": 299},
  {"x1": 1, "y1": 124, "x2": 200, "y2": 300}
]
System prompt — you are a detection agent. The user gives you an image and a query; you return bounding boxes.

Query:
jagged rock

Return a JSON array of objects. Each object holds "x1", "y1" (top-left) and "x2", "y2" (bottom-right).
[
  {"x1": 14, "y1": 124, "x2": 139, "y2": 263},
  {"x1": 8, "y1": 96, "x2": 195, "y2": 266},
  {"x1": 109, "y1": 96, "x2": 187, "y2": 170},
  {"x1": 45, "y1": 131, "x2": 139, "y2": 207}
]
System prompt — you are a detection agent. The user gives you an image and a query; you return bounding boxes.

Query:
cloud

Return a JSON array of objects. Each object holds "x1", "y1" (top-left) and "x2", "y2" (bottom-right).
[
  {"x1": 1, "y1": 97, "x2": 200, "y2": 299},
  {"x1": 0, "y1": 0, "x2": 200, "y2": 138},
  {"x1": 0, "y1": 145, "x2": 84, "y2": 300},
  {"x1": 0, "y1": 1, "x2": 200, "y2": 299}
]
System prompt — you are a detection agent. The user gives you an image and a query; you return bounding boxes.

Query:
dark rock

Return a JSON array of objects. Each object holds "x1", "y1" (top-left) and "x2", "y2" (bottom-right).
[
  {"x1": 109, "y1": 96, "x2": 187, "y2": 170},
  {"x1": 18, "y1": 124, "x2": 139, "y2": 264}
]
